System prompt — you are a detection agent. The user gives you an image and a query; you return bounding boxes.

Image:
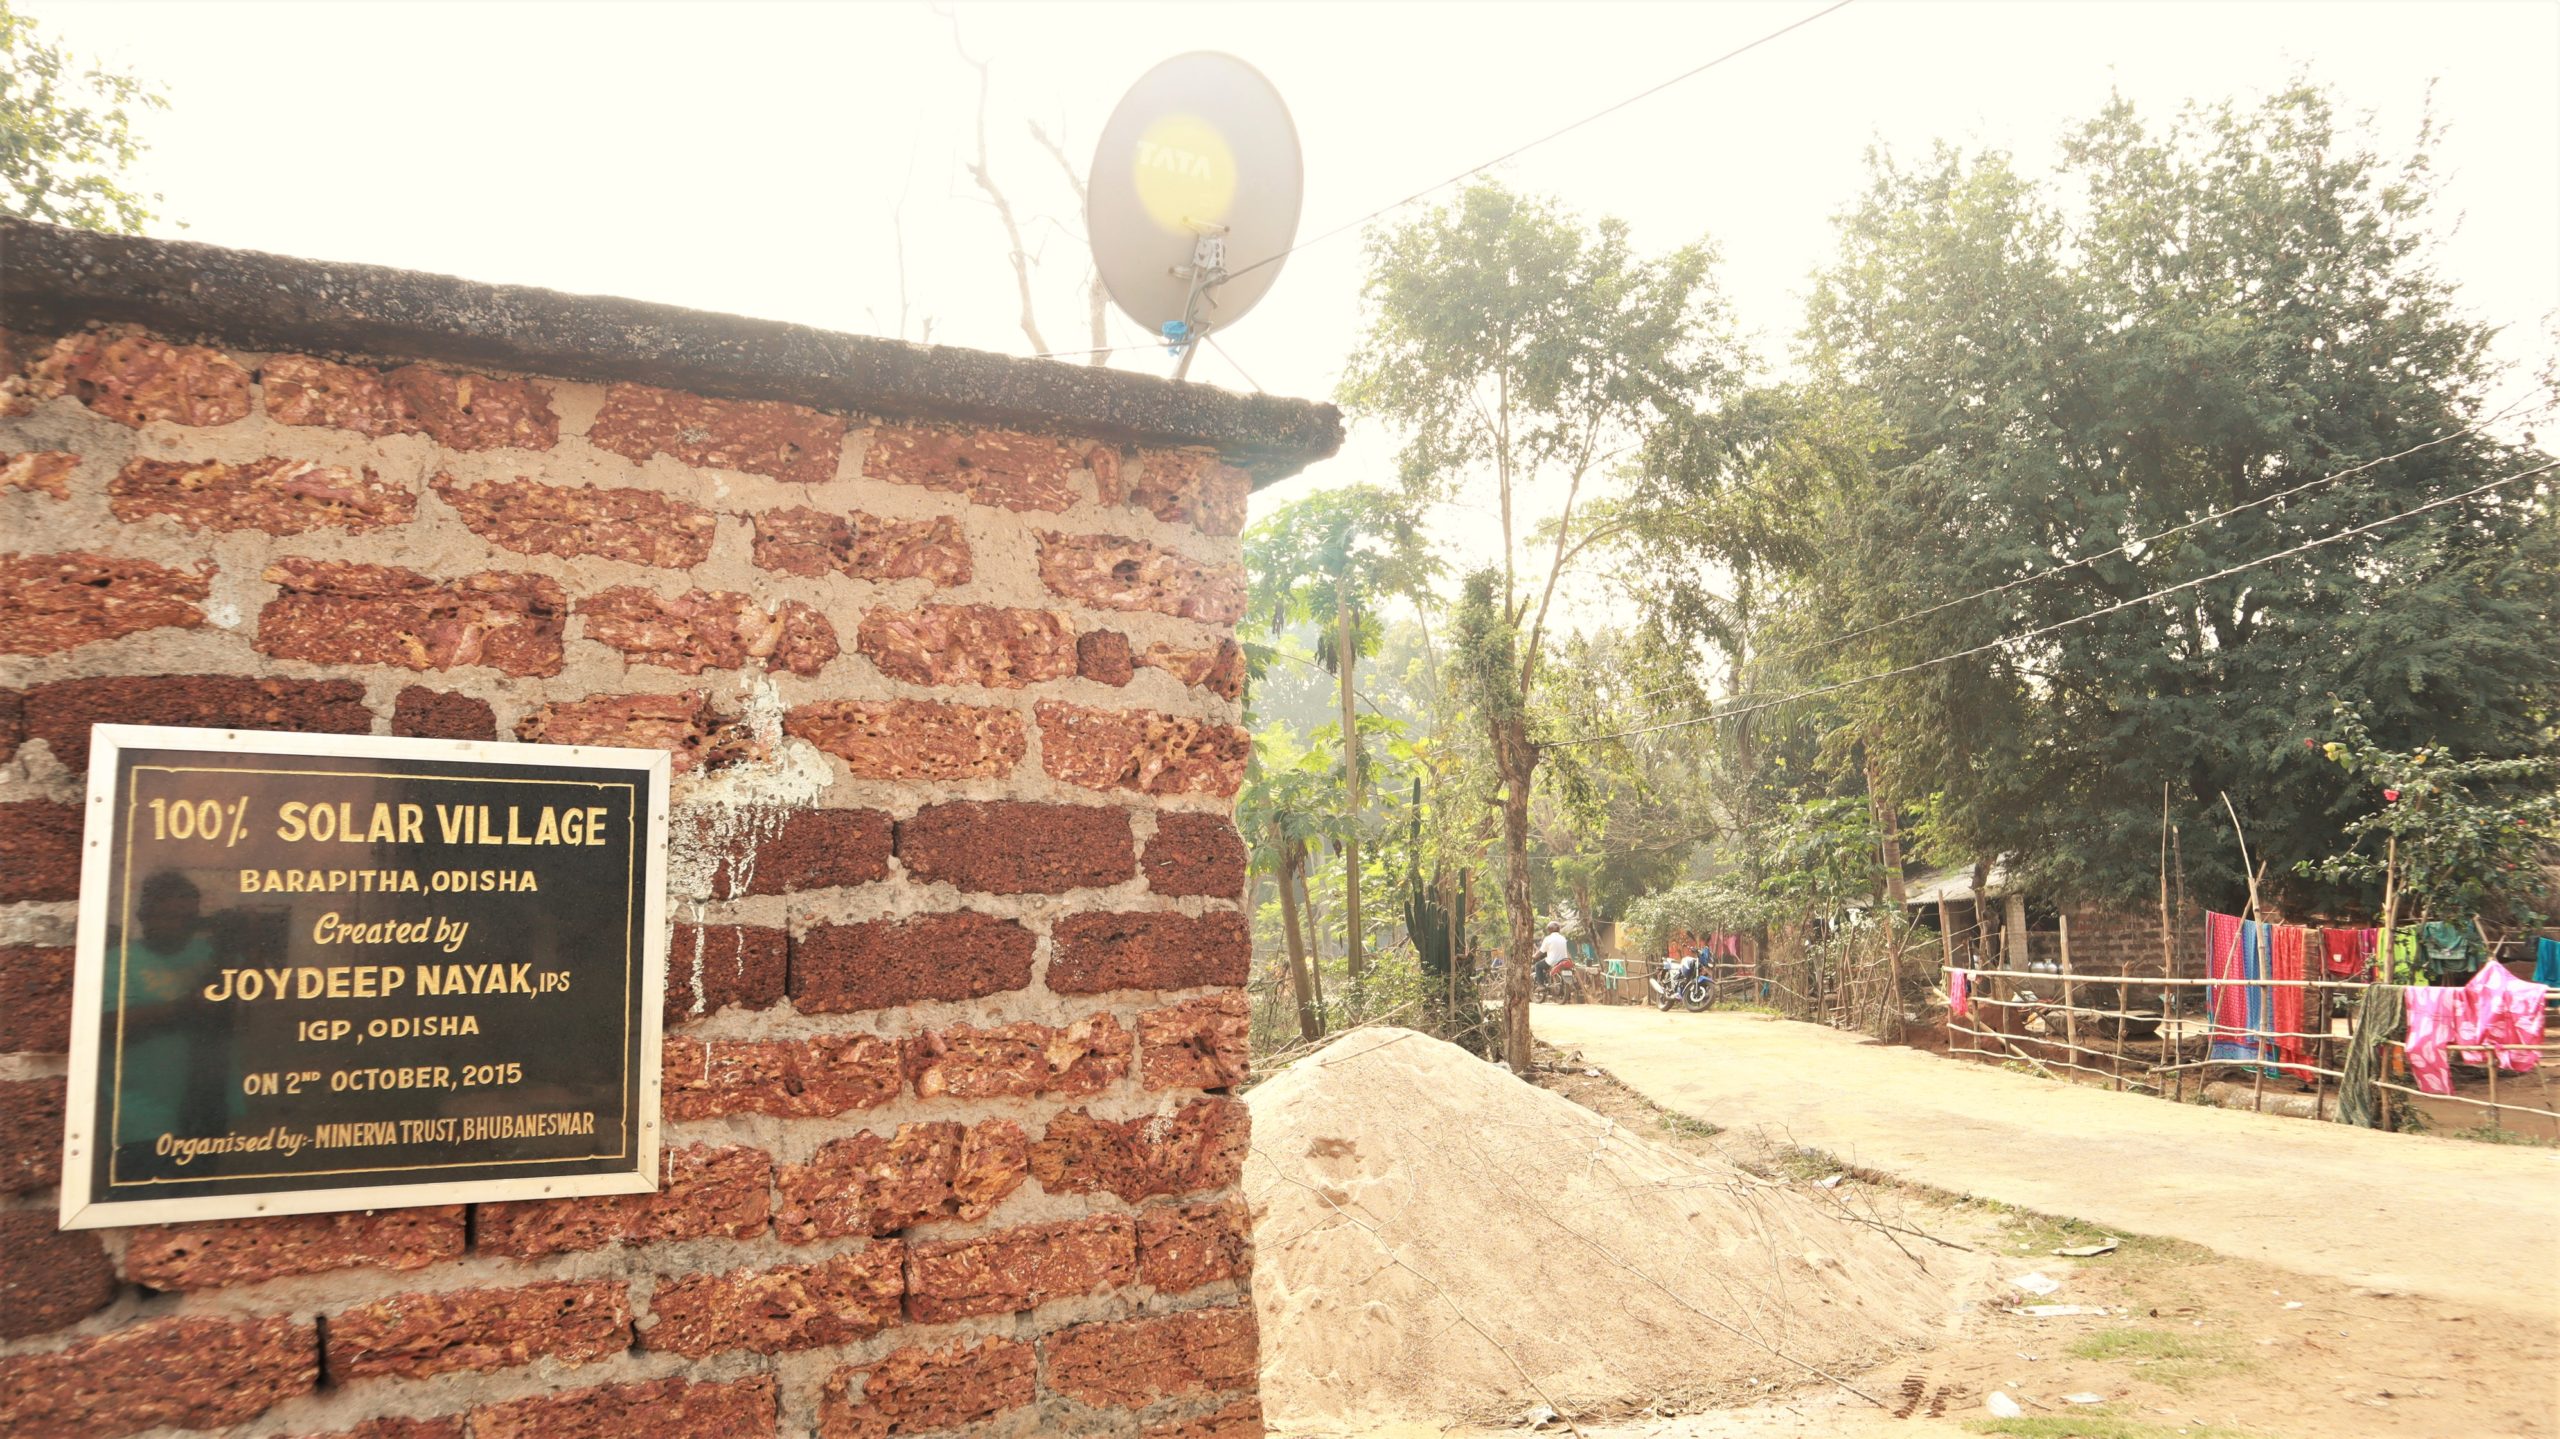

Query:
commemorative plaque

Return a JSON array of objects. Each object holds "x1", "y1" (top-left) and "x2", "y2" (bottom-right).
[{"x1": 60, "y1": 725, "x2": 669, "y2": 1228}]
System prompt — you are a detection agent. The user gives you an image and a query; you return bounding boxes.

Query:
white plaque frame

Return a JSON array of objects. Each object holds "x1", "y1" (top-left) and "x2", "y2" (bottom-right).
[{"x1": 59, "y1": 724, "x2": 670, "y2": 1229}]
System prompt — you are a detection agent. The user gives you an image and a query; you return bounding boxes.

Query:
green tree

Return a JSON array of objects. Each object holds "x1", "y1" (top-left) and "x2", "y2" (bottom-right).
[
  {"x1": 1792, "y1": 83, "x2": 2560, "y2": 914},
  {"x1": 1341, "y1": 181, "x2": 1734, "y2": 1072},
  {"x1": 0, "y1": 1, "x2": 165, "y2": 232},
  {"x1": 2301, "y1": 701, "x2": 2560, "y2": 975},
  {"x1": 1244, "y1": 485, "x2": 1439, "y2": 988}
]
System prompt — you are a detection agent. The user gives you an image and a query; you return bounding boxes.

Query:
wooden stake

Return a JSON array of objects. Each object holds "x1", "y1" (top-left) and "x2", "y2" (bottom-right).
[{"x1": 2059, "y1": 912, "x2": 2085, "y2": 1085}]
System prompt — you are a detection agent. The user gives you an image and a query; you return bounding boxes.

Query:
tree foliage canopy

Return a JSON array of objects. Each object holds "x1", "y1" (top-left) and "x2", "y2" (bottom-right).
[{"x1": 0, "y1": 1, "x2": 164, "y2": 233}]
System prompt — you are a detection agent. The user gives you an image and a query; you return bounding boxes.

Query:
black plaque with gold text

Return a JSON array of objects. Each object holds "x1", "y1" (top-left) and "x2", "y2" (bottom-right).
[{"x1": 61, "y1": 726, "x2": 669, "y2": 1228}]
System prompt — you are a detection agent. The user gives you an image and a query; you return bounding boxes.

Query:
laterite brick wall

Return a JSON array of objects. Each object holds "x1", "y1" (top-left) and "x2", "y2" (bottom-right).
[{"x1": 0, "y1": 227, "x2": 1326, "y2": 1438}]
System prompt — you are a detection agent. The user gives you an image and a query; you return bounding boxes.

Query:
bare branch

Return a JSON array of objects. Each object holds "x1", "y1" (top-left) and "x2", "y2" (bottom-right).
[
  {"x1": 948, "y1": 14, "x2": 1048, "y2": 356},
  {"x1": 1031, "y1": 119, "x2": 1111, "y2": 365}
]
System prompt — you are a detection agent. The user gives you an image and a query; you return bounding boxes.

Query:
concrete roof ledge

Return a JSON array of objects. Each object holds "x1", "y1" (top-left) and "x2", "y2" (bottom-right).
[{"x1": 0, "y1": 218, "x2": 1343, "y2": 484}]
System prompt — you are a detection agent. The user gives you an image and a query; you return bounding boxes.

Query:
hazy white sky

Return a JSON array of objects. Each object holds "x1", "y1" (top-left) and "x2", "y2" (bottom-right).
[{"x1": 31, "y1": 0, "x2": 2560, "y2": 591}]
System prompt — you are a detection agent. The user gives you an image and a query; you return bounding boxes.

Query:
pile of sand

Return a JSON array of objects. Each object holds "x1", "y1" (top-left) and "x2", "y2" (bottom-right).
[{"x1": 1245, "y1": 1028, "x2": 1961, "y2": 1432}]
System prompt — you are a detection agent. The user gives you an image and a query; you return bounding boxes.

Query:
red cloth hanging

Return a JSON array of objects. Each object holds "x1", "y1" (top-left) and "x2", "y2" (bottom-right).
[
  {"x1": 2206, "y1": 912, "x2": 2248, "y2": 1041},
  {"x1": 2320, "y1": 927, "x2": 2376, "y2": 980},
  {"x1": 2268, "y1": 925, "x2": 2316, "y2": 1081}
]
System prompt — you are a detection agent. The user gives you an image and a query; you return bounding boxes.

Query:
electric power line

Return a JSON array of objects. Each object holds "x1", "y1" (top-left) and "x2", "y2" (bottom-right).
[
  {"x1": 1554, "y1": 458, "x2": 2559, "y2": 748},
  {"x1": 1033, "y1": 0, "x2": 1858, "y2": 365},
  {"x1": 1584, "y1": 396, "x2": 2552, "y2": 736}
]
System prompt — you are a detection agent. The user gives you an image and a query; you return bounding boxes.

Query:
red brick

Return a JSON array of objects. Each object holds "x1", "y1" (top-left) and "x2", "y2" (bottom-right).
[
  {"x1": 1041, "y1": 1304, "x2": 1259, "y2": 1409},
  {"x1": 818, "y1": 1336, "x2": 1036, "y2": 1439},
  {"x1": 582, "y1": 585, "x2": 838, "y2": 677},
  {"x1": 0, "y1": 944, "x2": 71, "y2": 1053},
  {"x1": 661, "y1": 1033, "x2": 904, "y2": 1120},
  {"x1": 1099, "y1": 447, "x2": 1252, "y2": 536},
  {"x1": 1144, "y1": 1397, "x2": 1266, "y2": 1439},
  {"x1": 907, "y1": 1214, "x2": 1137, "y2": 1324},
  {"x1": 23, "y1": 674, "x2": 372, "y2": 771},
  {"x1": 864, "y1": 423, "x2": 1094, "y2": 511},
  {"x1": 390, "y1": 685, "x2": 496, "y2": 741},
  {"x1": 774, "y1": 1118, "x2": 1027, "y2": 1243},
  {"x1": 0, "y1": 550, "x2": 209, "y2": 655},
  {"x1": 1144, "y1": 812, "x2": 1249, "y2": 898},
  {"x1": 477, "y1": 1144, "x2": 771, "y2": 1258},
  {"x1": 895, "y1": 800, "x2": 1135, "y2": 895},
  {"x1": 858, "y1": 603, "x2": 1077, "y2": 688},
  {"x1": 110, "y1": 456, "x2": 414, "y2": 534},
  {"x1": 0, "y1": 1078, "x2": 64, "y2": 1194},
  {"x1": 1036, "y1": 531, "x2": 1247, "y2": 623},
  {"x1": 432, "y1": 474, "x2": 713, "y2": 568},
  {"x1": 263, "y1": 356, "x2": 558, "y2": 450},
  {"x1": 1139, "y1": 637, "x2": 1248, "y2": 699},
  {"x1": 1078, "y1": 628, "x2": 1135, "y2": 685},
  {"x1": 325, "y1": 1280, "x2": 627, "y2": 1381},
  {"x1": 25, "y1": 327, "x2": 253, "y2": 427},
  {"x1": 122, "y1": 1206, "x2": 463, "y2": 1292},
  {"x1": 385, "y1": 365, "x2": 557, "y2": 451},
  {"x1": 0, "y1": 1210, "x2": 113, "y2": 1339},
  {"x1": 0, "y1": 688, "x2": 17, "y2": 766},
  {"x1": 286, "y1": 1418, "x2": 464, "y2": 1439},
  {"x1": 1031, "y1": 1098, "x2": 1251, "y2": 1203},
  {"x1": 259, "y1": 557, "x2": 565, "y2": 676},
  {"x1": 902, "y1": 1014, "x2": 1132, "y2": 1101},
  {"x1": 641, "y1": 1247, "x2": 901, "y2": 1357},
  {"x1": 688, "y1": 806, "x2": 892, "y2": 900},
  {"x1": 589, "y1": 382, "x2": 845, "y2": 484},
  {"x1": 664, "y1": 922, "x2": 788, "y2": 1023},
  {"x1": 517, "y1": 691, "x2": 711, "y2": 766},
  {"x1": 470, "y1": 1374, "x2": 776, "y2": 1439},
  {"x1": 0, "y1": 1314, "x2": 314, "y2": 1439},
  {"x1": 1139, "y1": 992, "x2": 1252, "y2": 1092},
  {"x1": 0, "y1": 803, "x2": 79, "y2": 904},
  {"x1": 1050, "y1": 910, "x2": 1252, "y2": 994},
  {"x1": 1037, "y1": 701, "x2": 1250, "y2": 797},
  {"x1": 784, "y1": 698, "x2": 1025, "y2": 780},
  {"x1": 791, "y1": 912, "x2": 1035, "y2": 1013},
  {"x1": 260, "y1": 353, "x2": 404, "y2": 436},
  {"x1": 1138, "y1": 1199, "x2": 1253, "y2": 1294},
  {"x1": 0, "y1": 450, "x2": 77, "y2": 498},
  {"x1": 749, "y1": 505, "x2": 971, "y2": 584}
]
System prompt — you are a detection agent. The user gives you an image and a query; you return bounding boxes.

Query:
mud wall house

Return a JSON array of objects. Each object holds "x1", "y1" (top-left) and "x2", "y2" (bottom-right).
[
  {"x1": 1903, "y1": 862, "x2": 2198, "y2": 982},
  {"x1": 0, "y1": 218, "x2": 1338, "y2": 1438}
]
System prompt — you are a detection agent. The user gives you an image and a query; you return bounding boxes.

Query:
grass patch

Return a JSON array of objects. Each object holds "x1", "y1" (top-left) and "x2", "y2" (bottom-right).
[
  {"x1": 1967, "y1": 1415, "x2": 2260, "y2": 1439},
  {"x1": 2444, "y1": 1124, "x2": 2558, "y2": 1148},
  {"x1": 1655, "y1": 1110, "x2": 1723, "y2": 1141},
  {"x1": 1963, "y1": 1200, "x2": 2209, "y2": 1264},
  {"x1": 2066, "y1": 1326, "x2": 2251, "y2": 1392}
]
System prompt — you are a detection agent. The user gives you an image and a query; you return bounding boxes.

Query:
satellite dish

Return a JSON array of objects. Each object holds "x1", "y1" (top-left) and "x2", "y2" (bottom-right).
[{"x1": 1088, "y1": 52, "x2": 1303, "y2": 370}]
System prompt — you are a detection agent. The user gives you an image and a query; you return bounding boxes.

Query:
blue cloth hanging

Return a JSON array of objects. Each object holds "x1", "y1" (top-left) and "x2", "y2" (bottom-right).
[{"x1": 2536, "y1": 935, "x2": 2560, "y2": 991}]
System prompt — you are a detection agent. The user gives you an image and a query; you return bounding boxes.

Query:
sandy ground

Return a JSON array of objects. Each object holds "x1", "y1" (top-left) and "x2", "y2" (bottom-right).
[
  {"x1": 1527, "y1": 1006, "x2": 2560, "y2": 1323},
  {"x1": 1309, "y1": 1037, "x2": 2557, "y2": 1439}
]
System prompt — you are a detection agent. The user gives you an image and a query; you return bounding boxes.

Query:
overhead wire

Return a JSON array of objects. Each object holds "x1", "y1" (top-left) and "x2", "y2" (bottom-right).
[
  {"x1": 1033, "y1": 0, "x2": 1858, "y2": 366},
  {"x1": 1583, "y1": 396, "x2": 2551, "y2": 735},
  {"x1": 1553, "y1": 457, "x2": 2559, "y2": 748}
]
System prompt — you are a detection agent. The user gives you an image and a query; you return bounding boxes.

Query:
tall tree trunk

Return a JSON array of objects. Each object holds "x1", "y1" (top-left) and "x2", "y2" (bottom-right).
[
  {"x1": 1866, "y1": 747, "x2": 1907, "y2": 907},
  {"x1": 1496, "y1": 714, "x2": 1538, "y2": 1074},
  {"x1": 1276, "y1": 838, "x2": 1319, "y2": 1042},
  {"x1": 1338, "y1": 592, "x2": 1365, "y2": 983}
]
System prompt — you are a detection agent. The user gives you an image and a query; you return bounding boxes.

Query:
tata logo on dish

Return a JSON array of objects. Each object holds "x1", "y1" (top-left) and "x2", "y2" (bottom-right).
[{"x1": 1133, "y1": 114, "x2": 1236, "y2": 231}]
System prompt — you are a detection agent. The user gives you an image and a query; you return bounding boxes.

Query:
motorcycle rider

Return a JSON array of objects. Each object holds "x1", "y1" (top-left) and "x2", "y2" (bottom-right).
[{"x1": 1535, "y1": 923, "x2": 1569, "y2": 997}]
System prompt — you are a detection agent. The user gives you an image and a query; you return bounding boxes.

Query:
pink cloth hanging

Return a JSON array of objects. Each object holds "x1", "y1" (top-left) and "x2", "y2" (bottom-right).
[
  {"x1": 2402, "y1": 963, "x2": 2549, "y2": 1095},
  {"x1": 1948, "y1": 967, "x2": 1971, "y2": 1018}
]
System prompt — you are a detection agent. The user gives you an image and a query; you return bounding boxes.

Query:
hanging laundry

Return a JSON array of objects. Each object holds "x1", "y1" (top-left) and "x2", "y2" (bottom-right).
[
  {"x1": 2534, "y1": 935, "x2": 2559, "y2": 990},
  {"x1": 1949, "y1": 967, "x2": 1971, "y2": 1018},
  {"x1": 2401, "y1": 962, "x2": 2550, "y2": 1095},
  {"x1": 2321, "y1": 927, "x2": 2377, "y2": 980},
  {"x1": 2205, "y1": 912, "x2": 2254, "y2": 1062},
  {"x1": 2268, "y1": 924, "x2": 2315, "y2": 1081}
]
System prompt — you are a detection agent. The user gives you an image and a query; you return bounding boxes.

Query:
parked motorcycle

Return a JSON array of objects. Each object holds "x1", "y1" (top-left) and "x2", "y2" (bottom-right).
[{"x1": 1647, "y1": 956, "x2": 1714, "y2": 1012}]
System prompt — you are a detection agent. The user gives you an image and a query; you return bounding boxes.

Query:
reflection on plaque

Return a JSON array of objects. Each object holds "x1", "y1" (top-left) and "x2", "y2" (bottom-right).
[{"x1": 59, "y1": 725, "x2": 670, "y2": 1229}]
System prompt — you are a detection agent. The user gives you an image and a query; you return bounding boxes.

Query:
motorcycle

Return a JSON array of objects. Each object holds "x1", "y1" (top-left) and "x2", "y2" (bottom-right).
[
  {"x1": 1647, "y1": 956, "x2": 1714, "y2": 1013},
  {"x1": 1534, "y1": 958, "x2": 1585, "y2": 1004}
]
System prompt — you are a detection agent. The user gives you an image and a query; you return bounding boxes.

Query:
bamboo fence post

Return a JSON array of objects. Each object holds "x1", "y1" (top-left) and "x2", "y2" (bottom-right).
[
  {"x1": 2158, "y1": 784, "x2": 2175, "y2": 1103},
  {"x1": 2058, "y1": 912, "x2": 2085, "y2": 1085}
]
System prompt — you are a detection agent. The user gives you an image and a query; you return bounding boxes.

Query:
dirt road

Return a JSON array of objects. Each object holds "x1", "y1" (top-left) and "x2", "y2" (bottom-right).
[{"x1": 1532, "y1": 1005, "x2": 2560, "y2": 1324}]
